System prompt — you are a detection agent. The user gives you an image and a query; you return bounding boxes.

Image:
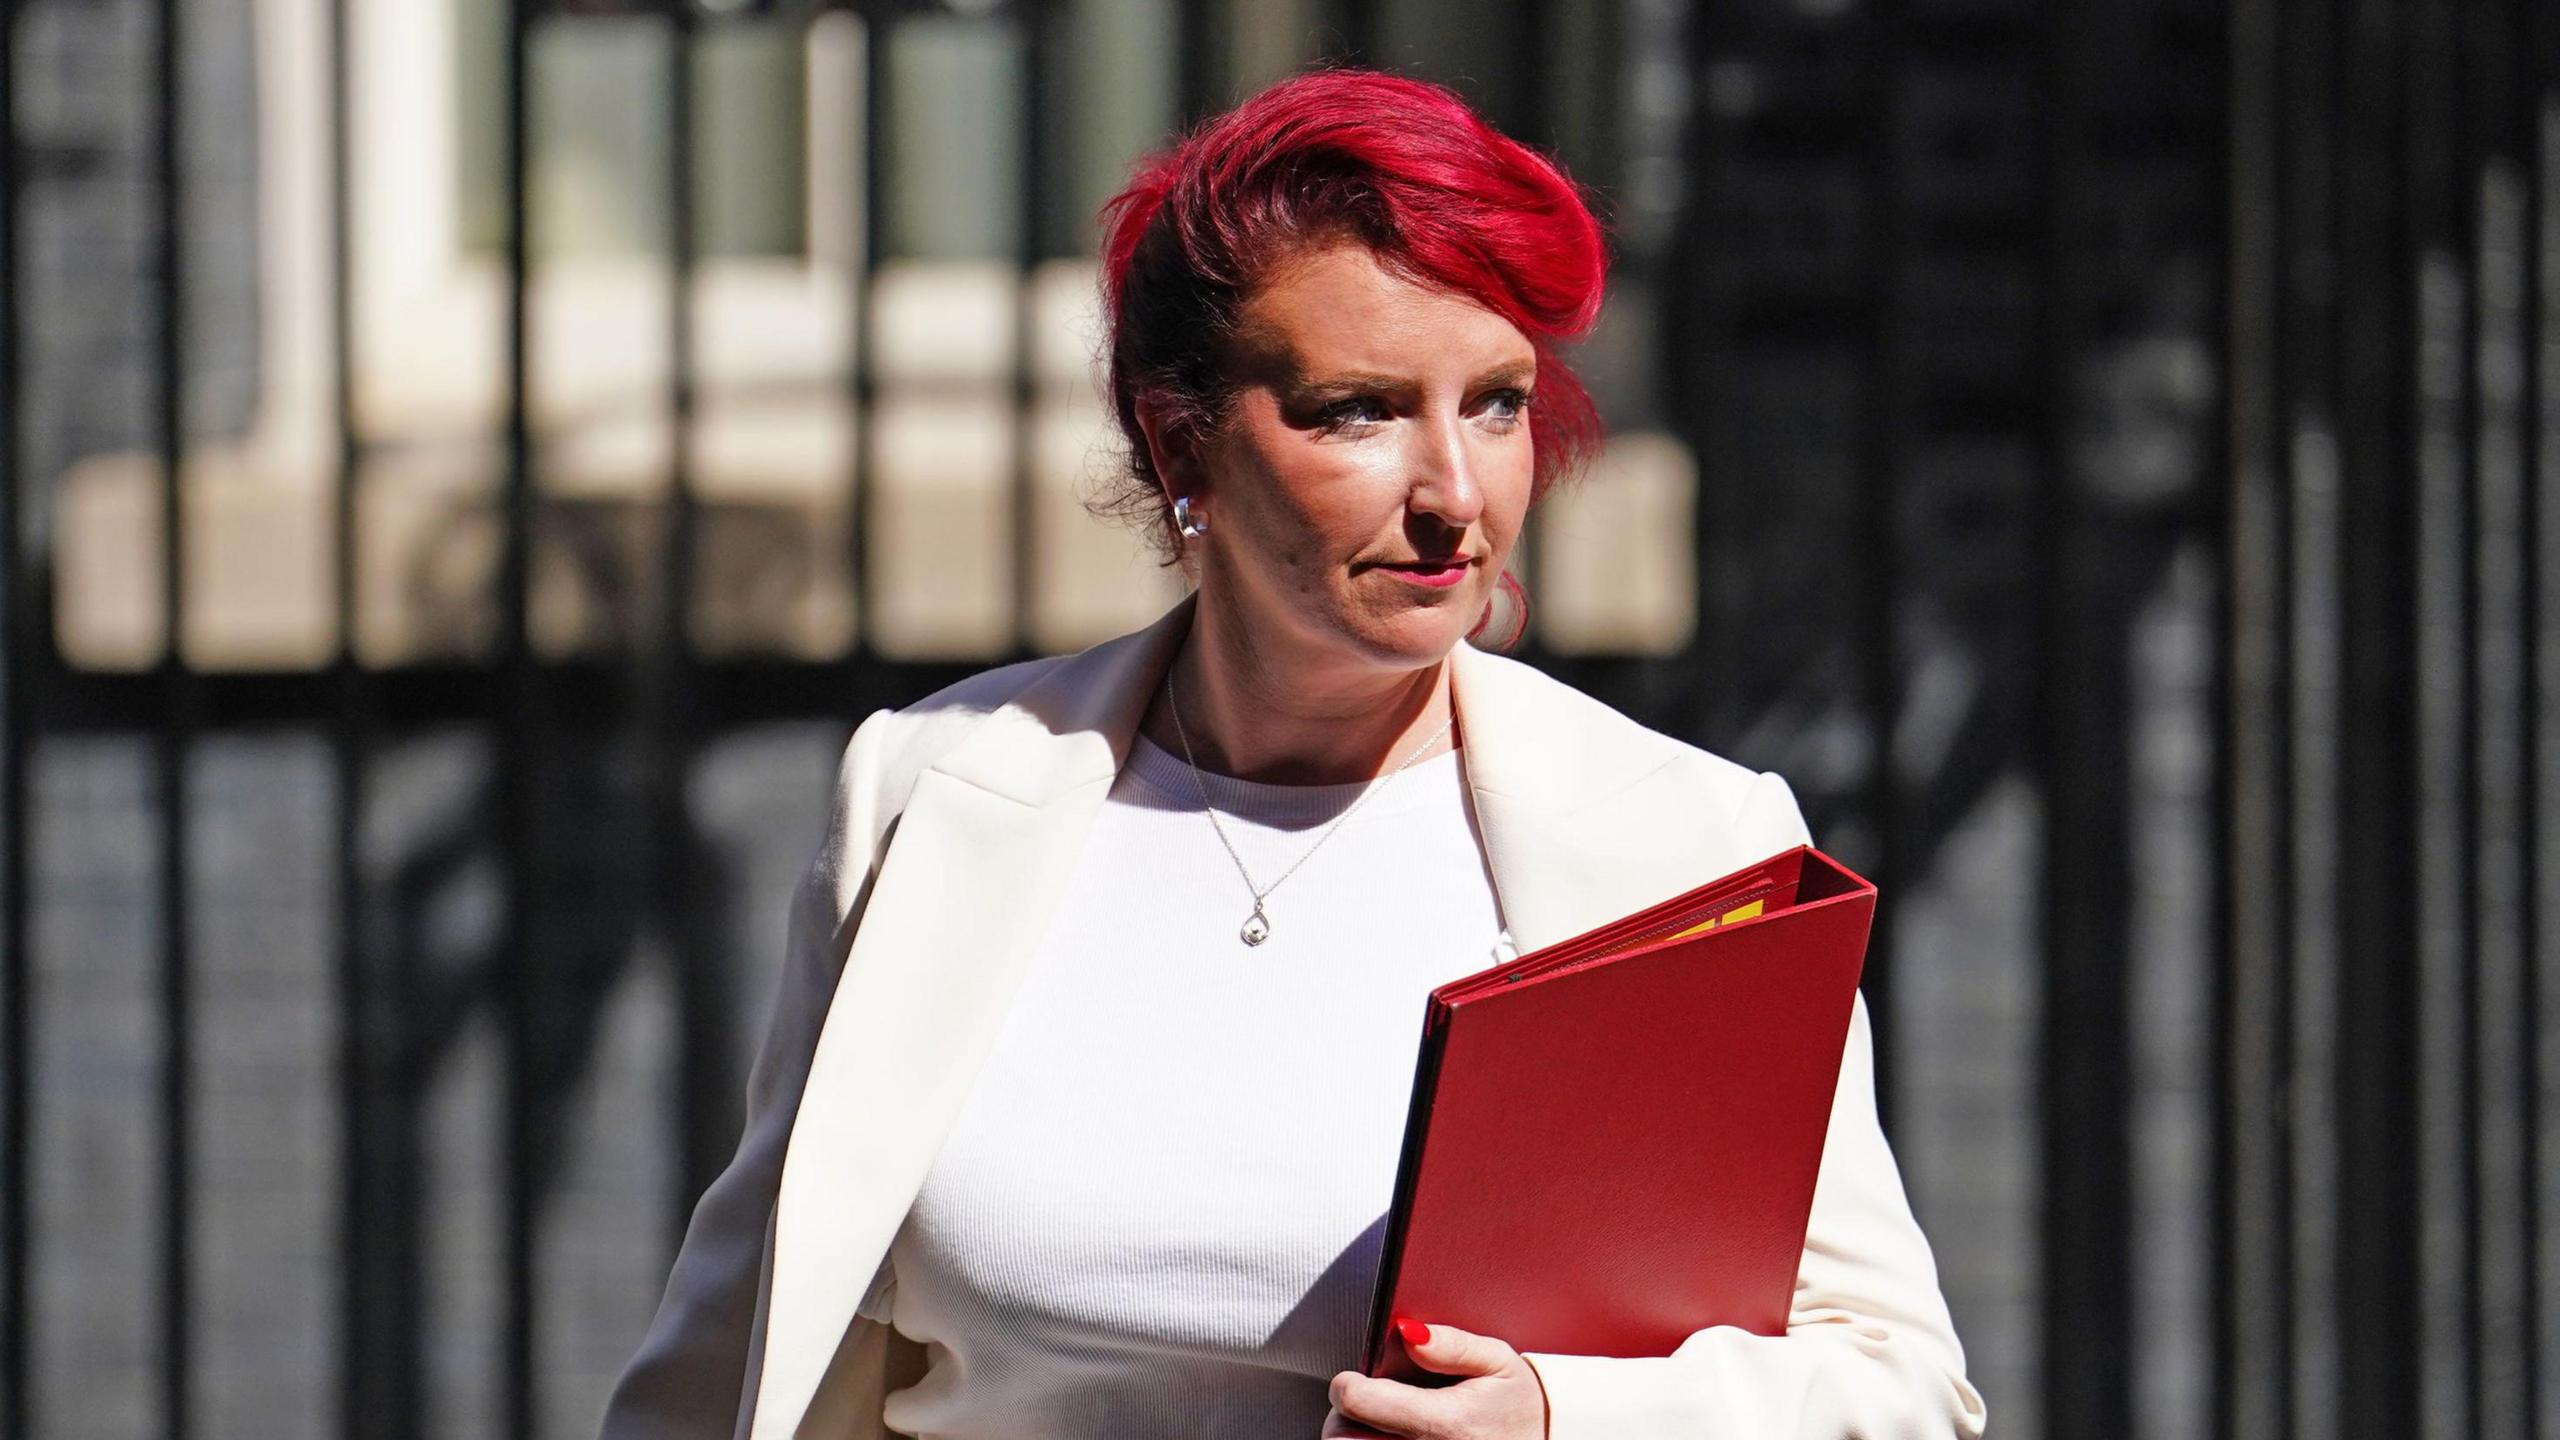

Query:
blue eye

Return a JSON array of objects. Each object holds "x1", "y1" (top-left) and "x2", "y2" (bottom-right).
[
  {"x1": 1482, "y1": 388, "x2": 1534, "y2": 427},
  {"x1": 1317, "y1": 396, "x2": 1391, "y2": 431}
]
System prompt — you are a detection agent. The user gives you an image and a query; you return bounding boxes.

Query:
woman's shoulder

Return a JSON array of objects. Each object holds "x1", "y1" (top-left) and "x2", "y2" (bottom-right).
[
  {"x1": 814, "y1": 652, "x2": 1078, "y2": 845},
  {"x1": 1454, "y1": 642, "x2": 1774, "y2": 803},
  {"x1": 832, "y1": 600, "x2": 1193, "y2": 802},
  {"x1": 871, "y1": 651, "x2": 1073, "y2": 752},
  {"x1": 825, "y1": 640, "x2": 1805, "y2": 852}
]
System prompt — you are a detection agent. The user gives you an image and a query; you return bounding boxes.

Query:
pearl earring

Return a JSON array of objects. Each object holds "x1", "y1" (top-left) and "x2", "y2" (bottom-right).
[{"x1": 1174, "y1": 494, "x2": 1208, "y2": 539}]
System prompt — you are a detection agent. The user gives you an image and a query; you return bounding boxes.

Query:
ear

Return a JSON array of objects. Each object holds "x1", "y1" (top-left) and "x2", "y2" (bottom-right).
[{"x1": 1132, "y1": 395, "x2": 1207, "y2": 514}]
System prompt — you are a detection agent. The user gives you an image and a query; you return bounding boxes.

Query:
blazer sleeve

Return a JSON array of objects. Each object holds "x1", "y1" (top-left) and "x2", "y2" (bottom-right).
[
  {"x1": 596, "y1": 710, "x2": 901, "y2": 1440},
  {"x1": 1519, "y1": 769, "x2": 1990, "y2": 1440}
]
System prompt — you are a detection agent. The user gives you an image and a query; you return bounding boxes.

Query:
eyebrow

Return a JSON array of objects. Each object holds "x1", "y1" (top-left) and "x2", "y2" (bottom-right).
[{"x1": 1290, "y1": 360, "x2": 1538, "y2": 397}]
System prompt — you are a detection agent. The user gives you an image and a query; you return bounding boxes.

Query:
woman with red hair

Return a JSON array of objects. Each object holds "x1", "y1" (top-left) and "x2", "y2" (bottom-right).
[{"x1": 601, "y1": 67, "x2": 1984, "y2": 1440}]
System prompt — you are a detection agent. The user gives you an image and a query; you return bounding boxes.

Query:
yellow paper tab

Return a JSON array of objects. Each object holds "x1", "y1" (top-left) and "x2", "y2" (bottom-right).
[{"x1": 1668, "y1": 897, "x2": 1765, "y2": 941}]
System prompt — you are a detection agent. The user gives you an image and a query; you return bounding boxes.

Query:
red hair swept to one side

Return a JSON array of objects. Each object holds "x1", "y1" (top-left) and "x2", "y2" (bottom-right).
[{"x1": 1093, "y1": 66, "x2": 1610, "y2": 559}]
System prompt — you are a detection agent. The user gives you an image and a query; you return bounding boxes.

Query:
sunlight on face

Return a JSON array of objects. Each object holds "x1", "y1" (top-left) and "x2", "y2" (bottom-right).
[{"x1": 1193, "y1": 241, "x2": 1539, "y2": 674}]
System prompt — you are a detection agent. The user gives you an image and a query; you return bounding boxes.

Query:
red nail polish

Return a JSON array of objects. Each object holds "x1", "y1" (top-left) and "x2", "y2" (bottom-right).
[{"x1": 1395, "y1": 1317, "x2": 1432, "y2": 1349}]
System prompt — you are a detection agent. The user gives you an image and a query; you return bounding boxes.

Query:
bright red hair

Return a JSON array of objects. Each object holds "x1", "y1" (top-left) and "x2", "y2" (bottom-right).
[{"x1": 1094, "y1": 66, "x2": 1611, "y2": 558}]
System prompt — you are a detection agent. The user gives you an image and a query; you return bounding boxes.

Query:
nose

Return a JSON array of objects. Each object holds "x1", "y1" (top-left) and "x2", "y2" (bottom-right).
[{"x1": 1404, "y1": 409, "x2": 1486, "y2": 531}]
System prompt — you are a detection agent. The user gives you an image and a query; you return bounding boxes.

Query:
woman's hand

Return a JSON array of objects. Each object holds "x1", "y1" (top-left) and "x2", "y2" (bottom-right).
[{"x1": 1319, "y1": 1319, "x2": 1549, "y2": 1439}]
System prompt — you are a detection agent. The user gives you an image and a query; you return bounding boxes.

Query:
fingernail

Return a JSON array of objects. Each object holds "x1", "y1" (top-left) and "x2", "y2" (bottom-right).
[{"x1": 1395, "y1": 1317, "x2": 1431, "y2": 1349}]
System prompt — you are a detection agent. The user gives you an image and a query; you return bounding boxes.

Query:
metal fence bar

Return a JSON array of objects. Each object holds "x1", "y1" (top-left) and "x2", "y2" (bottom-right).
[
  {"x1": 1010, "y1": 1, "x2": 1047, "y2": 655},
  {"x1": 851, "y1": 4, "x2": 888, "y2": 657},
  {"x1": 498, "y1": 2, "x2": 540, "y2": 1435},
  {"x1": 29, "y1": 660, "x2": 996, "y2": 735},
  {"x1": 2332, "y1": 0, "x2": 2424, "y2": 1432},
  {"x1": 2530, "y1": 69, "x2": 2552, "y2": 1440},
  {"x1": 2406, "y1": 0, "x2": 2488, "y2": 1424},
  {"x1": 2462, "y1": 4, "x2": 2535, "y2": 1434},
  {"x1": 2215, "y1": 0, "x2": 2288, "y2": 1432},
  {"x1": 1853, "y1": 0, "x2": 1902, "y2": 1118},
  {"x1": 659, "y1": 0, "x2": 726, "y2": 1240},
  {"x1": 2524, "y1": 18, "x2": 2556, "y2": 1440},
  {"x1": 2477, "y1": 126, "x2": 2538, "y2": 1440},
  {"x1": 150, "y1": 0, "x2": 199, "y2": 1432},
  {"x1": 2282, "y1": 0, "x2": 2346, "y2": 1429},
  {"x1": 0, "y1": 0, "x2": 27, "y2": 1431},
  {"x1": 2035, "y1": 11, "x2": 2079, "y2": 1422},
  {"x1": 2526, "y1": 19, "x2": 2560, "y2": 1440},
  {"x1": 321, "y1": 0, "x2": 387, "y2": 1432},
  {"x1": 1319, "y1": 0, "x2": 1378, "y2": 66},
  {"x1": 1496, "y1": 0, "x2": 1550, "y2": 659},
  {"x1": 2225, "y1": 0, "x2": 2315, "y2": 1431},
  {"x1": 2519, "y1": 22, "x2": 2560, "y2": 1434},
  {"x1": 1669, "y1": 0, "x2": 1734, "y2": 746},
  {"x1": 1175, "y1": 0, "x2": 1215, "y2": 126},
  {"x1": 2036, "y1": 0, "x2": 2137, "y2": 1431},
  {"x1": 1512, "y1": 0, "x2": 1551, "y2": 199},
  {"x1": 2405, "y1": 0, "x2": 2477, "y2": 1432}
]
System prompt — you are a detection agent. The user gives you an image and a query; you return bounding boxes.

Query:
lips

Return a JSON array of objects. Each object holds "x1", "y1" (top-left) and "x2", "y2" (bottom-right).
[{"x1": 1369, "y1": 557, "x2": 1475, "y2": 588}]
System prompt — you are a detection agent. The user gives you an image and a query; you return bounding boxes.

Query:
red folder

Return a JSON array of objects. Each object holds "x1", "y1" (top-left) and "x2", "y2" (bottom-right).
[{"x1": 1359, "y1": 844, "x2": 1875, "y2": 1384}]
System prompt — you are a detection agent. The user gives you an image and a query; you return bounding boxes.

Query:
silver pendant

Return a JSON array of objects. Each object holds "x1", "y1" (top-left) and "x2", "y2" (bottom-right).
[{"x1": 1240, "y1": 904, "x2": 1271, "y2": 946}]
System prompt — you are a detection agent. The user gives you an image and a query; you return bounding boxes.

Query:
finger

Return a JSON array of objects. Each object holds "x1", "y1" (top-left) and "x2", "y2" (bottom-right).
[
  {"x1": 1318, "y1": 1409, "x2": 1399, "y2": 1440},
  {"x1": 1329, "y1": 1369, "x2": 1452, "y2": 1439},
  {"x1": 1393, "y1": 1317, "x2": 1517, "y2": 1378}
]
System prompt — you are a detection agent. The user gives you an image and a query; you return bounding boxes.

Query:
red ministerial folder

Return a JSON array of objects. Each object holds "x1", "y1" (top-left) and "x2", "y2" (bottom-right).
[{"x1": 1359, "y1": 844, "x2": 1875, "y2": 1385}]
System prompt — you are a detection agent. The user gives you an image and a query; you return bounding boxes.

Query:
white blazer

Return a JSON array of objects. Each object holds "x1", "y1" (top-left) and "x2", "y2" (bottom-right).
[{"x1": 598, "y1": 592, "x2": 1988, "y2": 1440}]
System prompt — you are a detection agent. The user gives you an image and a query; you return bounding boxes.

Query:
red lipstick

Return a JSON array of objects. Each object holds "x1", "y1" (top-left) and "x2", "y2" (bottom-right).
[{"x1": 1369, "y1": 558, "x2": 1474, "y2": 588}]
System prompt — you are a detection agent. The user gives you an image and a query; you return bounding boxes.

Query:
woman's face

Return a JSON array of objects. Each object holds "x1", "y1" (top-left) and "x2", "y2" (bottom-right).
[{"x1": 1175, "y1": 240, "x2": 1539, "y2": 676}]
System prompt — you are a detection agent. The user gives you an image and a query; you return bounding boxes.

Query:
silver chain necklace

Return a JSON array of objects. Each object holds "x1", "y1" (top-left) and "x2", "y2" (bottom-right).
[{"x1": 1162, "y1": 670, "x2": 1458, "y2": 946}]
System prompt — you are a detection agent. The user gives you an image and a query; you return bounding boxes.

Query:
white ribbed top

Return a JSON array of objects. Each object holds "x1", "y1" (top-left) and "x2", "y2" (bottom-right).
[{"x1": 869, "y1": 731, "x2": 1508, "y2": 1439}]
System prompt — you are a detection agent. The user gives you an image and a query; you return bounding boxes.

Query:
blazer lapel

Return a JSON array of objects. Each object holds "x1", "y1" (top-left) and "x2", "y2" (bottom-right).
[
  {"x1": 1448, "y1": 641, "x2": 1724, "y2": 953},
  {"x1": 754, "y1": 602, "x2": 1730, "y2": 1438},
  {"x1": 751, "y1": 598, "x2": 1193, "y2": 1439}
]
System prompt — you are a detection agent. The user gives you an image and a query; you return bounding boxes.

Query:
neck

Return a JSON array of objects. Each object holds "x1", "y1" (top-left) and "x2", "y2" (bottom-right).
[{"x1": 1144, "y1": 595, "x2": 1459, "y2": 786}]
